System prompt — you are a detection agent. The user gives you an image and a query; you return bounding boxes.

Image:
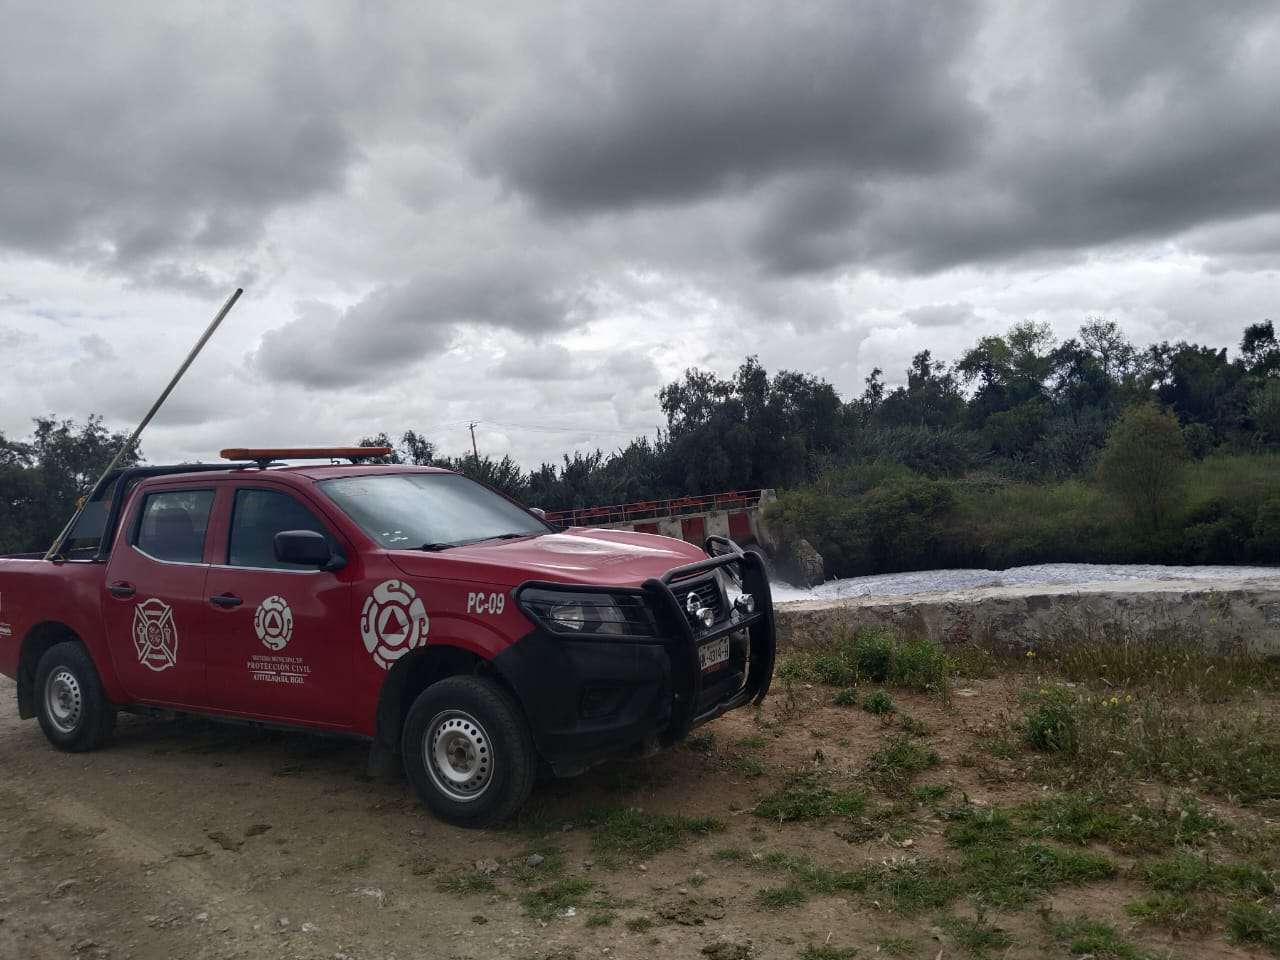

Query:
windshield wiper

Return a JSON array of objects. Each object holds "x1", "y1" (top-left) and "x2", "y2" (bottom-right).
[{"x1": 418, "y1": 542, "x2": 457, "y2": 551}]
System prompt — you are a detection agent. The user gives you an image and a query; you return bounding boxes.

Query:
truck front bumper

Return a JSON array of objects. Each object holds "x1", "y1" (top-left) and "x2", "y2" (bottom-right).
[{"x1": 496, "y1": 547, "x2": 776, "y2": 776}]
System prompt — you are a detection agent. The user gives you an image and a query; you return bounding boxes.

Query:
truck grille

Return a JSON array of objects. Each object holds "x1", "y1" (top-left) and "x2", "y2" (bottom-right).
[{"x1": 674, "y1": 577, "x2": 725, "y2": 631}]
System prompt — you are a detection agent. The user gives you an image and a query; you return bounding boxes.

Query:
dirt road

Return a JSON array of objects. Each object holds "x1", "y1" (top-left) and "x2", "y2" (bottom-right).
[{"x1": 0, "y1": 674, "x2": 1269, "y2": 960}]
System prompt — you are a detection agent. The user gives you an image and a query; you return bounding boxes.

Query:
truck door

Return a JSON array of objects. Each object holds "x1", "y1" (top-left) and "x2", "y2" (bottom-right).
[
  {"x1": 101, "y1": 485, "x2": 216, "y2": 708},
  {"x1": 202, "y1": 485, "x2": 354, "y2": 727}
]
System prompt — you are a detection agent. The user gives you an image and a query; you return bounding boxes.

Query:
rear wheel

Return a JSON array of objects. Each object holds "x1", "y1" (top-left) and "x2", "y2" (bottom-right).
[
  {"x1": 35, "y1": 641, "x2": 115, "y2": 752},
  {"x1": 402, "y1": 675, "x2": 536, "y2": 826}
]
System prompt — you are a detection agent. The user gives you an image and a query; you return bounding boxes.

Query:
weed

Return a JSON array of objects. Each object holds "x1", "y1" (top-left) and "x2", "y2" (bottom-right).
[
  {"x1": 1043, "y1": 913, "x2": 1157, "y2": 959},
  {"x1": 754, "y1": 774, "x2": 868, "y2": 822},
  {"x1": 832, "y1": 687, "x2": 859, "y2": 706},
  {"x1": 624, "y1": 916, "x2": 654, "y2": 933},
  {"x1": 959, "y1": 842, "x2": 1115, "y2": 909},
  {"x1": 1126, "y1": 893, "x2": 1218, "y2": 934},
  {"x1": 509, "y1": 842, "x2": 566, "y2": 885},
  {"x1": 942, "y1": 913, "x2": 1014, "y2": 958},
  {"x1": 1021, "y1": 686, "x2": 1078, "y2": 752},
  {"x1": 946, "y1": 644, "x2": 1002, "y2": 680},
  {"x1": 727, "y1": 752, "x2": 766, "y2": 778},
  {"x1": 714, "y1": 846, "x2": 749, "y2": 862},
  {"x1": 943, "y1": 806, "x2": 1015, "y2": 849},
  {"x1": 437, "y1": 873, "x2": 496, "y2": 895},
  {"x1": 582, "y1": 805, "x2": 723, "y2": 858},
  {"x1": 799, "y1": 946, "x2": 859, "y2": 960},
  {"x1": 520, "y1": 877, "x2": 594, "y2": 921},
  {"x1": 865, "y1": 735, "x2": 941, "y2": 792},
  {"x1": 862, "y1": 689, "x2": 896, "y2": 715},
  {"x1": 756, "y1": 883, "x2": 809, "y2": 908},
  {"x1": 688, "y1": 872, "x2": 707, "y2": 887},
  {"x1": 1019, "y1": 792, "x2": 1221, "y2": 853},
  {"x1": 779, "y1": 628, "x2": 948, "y2": 694},
  {"x1": 873, "y1": 935, "x2": 917, "y2": 957},
  {"x1": 585, "y1": 910, "x2": 615, "y2": 927},
  {"x1": 1227, "y1": 901, "x2": 1280, "y2": 951},
  {"x1": 909, "y1": 783, "x2": 950, "y2": 804},
  {"x1": 737, "y1": 734, "x2": 768, "y2": 750},
  {"x1": 899, "y1": 714, "x2": 931, "y2": 736}
]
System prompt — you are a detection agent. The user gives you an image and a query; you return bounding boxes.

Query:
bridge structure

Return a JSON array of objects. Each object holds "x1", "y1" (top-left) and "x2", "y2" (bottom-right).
[{"x1": 542, "y1": 489, "x2": 777, "y2": 548}]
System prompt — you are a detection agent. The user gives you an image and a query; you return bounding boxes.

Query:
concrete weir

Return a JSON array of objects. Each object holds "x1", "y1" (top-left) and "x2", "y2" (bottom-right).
[{"x1": 772, "y1": 576, "x2": 1280, "y2": 654}]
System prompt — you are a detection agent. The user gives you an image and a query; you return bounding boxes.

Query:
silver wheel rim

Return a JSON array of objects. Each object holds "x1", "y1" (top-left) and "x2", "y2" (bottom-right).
[
  {"x1": 424, "y1": 710, "x2": 493, "y2": 802},
  {"x1": 45, "y1": 668, "x2": 83, "y2": 735}
]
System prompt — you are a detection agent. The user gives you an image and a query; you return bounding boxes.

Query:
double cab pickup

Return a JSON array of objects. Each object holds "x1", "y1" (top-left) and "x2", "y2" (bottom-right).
[{"x1": 0, "y1": 451, "x2": 775, "y2": 824}]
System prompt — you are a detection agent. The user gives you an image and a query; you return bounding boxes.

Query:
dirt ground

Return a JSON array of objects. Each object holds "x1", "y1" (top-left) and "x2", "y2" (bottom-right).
[{"x1": 0, "y1": 674, "x2": 1273, "y2": 960}]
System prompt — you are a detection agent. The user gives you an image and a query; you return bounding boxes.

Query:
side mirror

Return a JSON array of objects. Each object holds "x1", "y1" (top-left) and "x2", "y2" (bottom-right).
[
  {"x1": 274, "y1": 530, "x2": 338, "y2": 569},
  {"x1": 530, "y1": 507, "x2": 547, "y2": 519}
]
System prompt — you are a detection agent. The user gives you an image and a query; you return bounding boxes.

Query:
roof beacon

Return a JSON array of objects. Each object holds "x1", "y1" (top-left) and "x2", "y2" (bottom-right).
[{"x1": 220, "y1": 446, "x2": 394, "y2": 469}]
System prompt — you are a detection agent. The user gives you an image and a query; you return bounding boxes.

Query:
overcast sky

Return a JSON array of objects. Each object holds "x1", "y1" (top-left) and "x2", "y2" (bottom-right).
[{"x1": 1, "y1": 1, "x2": 1277, "y2": 466}]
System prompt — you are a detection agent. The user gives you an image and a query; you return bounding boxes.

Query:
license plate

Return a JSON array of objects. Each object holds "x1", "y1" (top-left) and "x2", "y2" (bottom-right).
[{"x1": 698, "y1": 636, "x2": 730, "y2": 672}]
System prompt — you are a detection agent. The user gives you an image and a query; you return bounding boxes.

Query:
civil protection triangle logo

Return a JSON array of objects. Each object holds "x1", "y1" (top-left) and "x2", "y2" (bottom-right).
[{"x1": 133, "y1": 598, "x2": 178, "y2": 672}]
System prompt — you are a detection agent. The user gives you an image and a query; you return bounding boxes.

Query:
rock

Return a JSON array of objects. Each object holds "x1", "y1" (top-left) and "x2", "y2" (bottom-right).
[
  {"x1": 172, "y1": 846, "x2": 208, "y2": 858},
  {"x1": 471, "y1": 915, "x2": 488, "y2": 925},
  {"x1": 475, "y1": 859, "x2": 500, "y2": 876},
  {"x1": 277, "y1": 916, "x2": 290, "y2": 929},
  {"x1": 194, "y1": 912, "x2": 209, "y2": 924},
  {"x1": 301, "y1": 922, "x2": 318, "y2": 934},
  {"x1": 244, "y1": 823, "x2": 272, "y2": 838},
  {"x1": 657, "y1": 896, "x2": 726, "y2": 926},
  {"x1": 351, "y1": 886, "x2": 386, "y2": 908},
  {"x1": 791, "y1": 538, "x2": 824, "y2": 587},
  {"x1": 702, "y1": 943, "x2": 751, "y2": 960},
  {"x1": 51, "y1": 879, "x2": 79, "y2": 898},
  {"x1": 207, "y1": 831, "x2": 243, "y2": 852},
  {"x1": 525, "y1": 853, "x2": 545, "y2": 868}
]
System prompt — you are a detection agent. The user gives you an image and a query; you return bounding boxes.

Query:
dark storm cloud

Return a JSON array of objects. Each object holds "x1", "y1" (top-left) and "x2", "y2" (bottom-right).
[
  {"x1": 254, "y1": 257, "x2": 592, "y2": 387},
  {"x1": 471, "y1": 1, "x2": 985, "y2": 213},
  {"x1": 0, "y1": 5, "x2": 359, "y2": 281}
]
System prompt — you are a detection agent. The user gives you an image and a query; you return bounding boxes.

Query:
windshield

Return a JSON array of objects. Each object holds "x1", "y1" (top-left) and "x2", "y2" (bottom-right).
[{"x1": 319, "y1": 473, "x2": 548, "y2": 549}]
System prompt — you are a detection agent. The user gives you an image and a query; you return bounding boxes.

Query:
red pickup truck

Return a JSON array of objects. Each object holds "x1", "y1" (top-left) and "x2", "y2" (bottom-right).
[{"x1": 0, "y1": 453, "x2": 775, "y2": 824}]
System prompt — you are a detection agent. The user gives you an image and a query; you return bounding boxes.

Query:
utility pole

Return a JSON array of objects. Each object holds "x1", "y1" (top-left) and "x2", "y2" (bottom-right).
[{"x1": 468, "y1": 421, "x2": 479, "y2": 462}]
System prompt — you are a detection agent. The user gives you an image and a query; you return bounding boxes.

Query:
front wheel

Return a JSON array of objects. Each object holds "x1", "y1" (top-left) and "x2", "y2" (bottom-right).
[
  {"x1": 34, "y1": 641, "x2": 116, "y2": 752},
  {"x1": 402, "y1": 675, "x2": 536, "y2": 826}
]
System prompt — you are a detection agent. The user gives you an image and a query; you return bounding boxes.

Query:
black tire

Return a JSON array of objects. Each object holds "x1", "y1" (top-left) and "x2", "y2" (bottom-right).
[
  {"x1": 401, "y1": 675, "x2": 536, "y2": 827},
  {"x1": 34, "y1": 641, "x2": 116, "y2": 752}
]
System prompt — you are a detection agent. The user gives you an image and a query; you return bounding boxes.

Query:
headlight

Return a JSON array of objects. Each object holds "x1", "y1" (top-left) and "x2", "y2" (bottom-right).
[
  {"x1": 518, "y1": 587, "x2": 656, "y2": 638},
  {"x1": 717, "y1": 566, "x2": 756, "y2": 619}
]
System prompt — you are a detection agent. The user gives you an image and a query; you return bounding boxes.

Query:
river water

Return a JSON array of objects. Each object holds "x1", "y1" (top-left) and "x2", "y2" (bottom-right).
[{"x1": 771, "y1": 562, "x2": 1280, "y2": 604}]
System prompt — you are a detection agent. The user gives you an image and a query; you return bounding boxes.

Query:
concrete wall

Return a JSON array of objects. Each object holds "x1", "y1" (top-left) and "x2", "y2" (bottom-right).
[{"x1": 773, "y1": 577, "x2": 1280, "y2": 655}]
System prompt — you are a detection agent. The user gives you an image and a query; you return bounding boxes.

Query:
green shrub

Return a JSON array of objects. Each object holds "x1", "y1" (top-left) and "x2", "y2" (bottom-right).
[
  {"x1": 862, "y1": 689, "x2": 896, "y2": 715},
  {"x1": 1022, "y1": 688, "x2": 1078, "y2": 753}
]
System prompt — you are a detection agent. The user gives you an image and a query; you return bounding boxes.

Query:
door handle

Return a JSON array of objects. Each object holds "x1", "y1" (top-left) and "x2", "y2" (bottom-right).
[
  {"x1": 108, "y1": 581, "x2": 136, "y2": 599},
  {"x1": 210, "y1": 593, "x2": 243, "y2": 609}
]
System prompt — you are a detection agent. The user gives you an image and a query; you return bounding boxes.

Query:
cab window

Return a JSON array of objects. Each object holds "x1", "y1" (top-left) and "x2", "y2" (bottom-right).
[
  {"x1": 228, "y1": 488, "x2": 333, "y2": 570},
  {"x1": 134, "y1": 490, "x2": 215, "y2": 563}
]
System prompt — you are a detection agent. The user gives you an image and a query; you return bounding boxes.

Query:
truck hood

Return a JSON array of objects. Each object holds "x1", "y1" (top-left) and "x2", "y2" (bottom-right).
[{"x1": 387, "y1": 527, "x2": 707, "y2": 588}]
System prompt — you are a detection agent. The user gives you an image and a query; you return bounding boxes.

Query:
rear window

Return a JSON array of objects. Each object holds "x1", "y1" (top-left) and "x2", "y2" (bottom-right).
[{"x1": 134, "y1": 490, "x2": 215, "y2": 563}]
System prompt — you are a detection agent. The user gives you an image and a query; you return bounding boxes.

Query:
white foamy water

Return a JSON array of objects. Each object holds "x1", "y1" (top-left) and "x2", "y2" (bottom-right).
[{"x1": 771, "y1": 563, "x2": 1280, "y2": 604}]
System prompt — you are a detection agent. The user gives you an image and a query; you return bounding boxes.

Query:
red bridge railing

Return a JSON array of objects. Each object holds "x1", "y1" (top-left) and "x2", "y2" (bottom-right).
[{"x1": 542, "y1": 489, "x2": 766, "y2": 527}]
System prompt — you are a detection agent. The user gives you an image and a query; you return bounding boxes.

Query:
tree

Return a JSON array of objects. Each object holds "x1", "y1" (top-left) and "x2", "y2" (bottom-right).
[{"x1": 1096, "y1": 403, "x2": 1187, "y2": 530}]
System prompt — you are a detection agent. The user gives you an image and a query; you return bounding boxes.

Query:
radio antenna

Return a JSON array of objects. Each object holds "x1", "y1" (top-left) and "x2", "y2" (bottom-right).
[{"x1": 44, "y1": 287, "x2": 244, "y2": 560}]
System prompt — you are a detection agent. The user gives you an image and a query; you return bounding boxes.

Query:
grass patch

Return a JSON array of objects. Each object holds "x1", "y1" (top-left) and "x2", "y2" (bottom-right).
[
  {"x1": 861, "y1": 689, "x2": 896, "y2": 715},
  {"x1": 754, "y1": 774, "x2": 868, "y2": 822},
  {"x1": 959, "y1": 842, "x2": 1115, "y2": 909},
  {"x1": 1019, "y1": 791, "x2": 1222, "y2": 853},
  {"x1": 756, "y1": 883, "x2": 809, "y2": 908},
  {"x1": 1017, "y1": 683, "x2": 1280, "y2": 805},
  {"x1": 1138, "y1": 851, "x2": 1274, "y2": 896},
  {"x1": 582, "y1": 805, "x2": 723, "y2": 858},
  {"x1": 1227, "y1": 901, "x2": 1280, "y2": 952},
  {"x1": 437, "y1": 873, "x2": 496, "y2": 895},
  {"x1": 585, "y1": 910, "x2": 615, "y2": 927},
  {"x1": 624, "y1": 916, "x2": 653, "y2": 933},
  {"x1": 943, "y1": 913, "x2": 1014, "y2": 958},
  {"x1": 899, "y1": 714, "x2": 931, "y2": 736},
  {"x1": 1044, "y1": 913, "x2": 1158, "y2": 959},
  {"x1": 910, "y1": 783, "x2": 950, "y2": 804},
  {"x1": 1126, "y1": 892, "x2": 1218, "y2": 935},
  {"x1": 832, "y1": 687, "x2": 859, "y2": 706},
  {"x1": 778, "y1": 627, "x2": 948, "y2": 694},
  {"x1": 865, "y1": 735, "x2": 941, "y2": 792},
  {"x1": 1034, "y1": 622, "x2": 1279, "y2": 701},
  {"x1": 520, "y1": 877, "x2": 594, "y2": 921},
  {"x1": 799, "y1": 946, "x2": 859, "y2": 960}
]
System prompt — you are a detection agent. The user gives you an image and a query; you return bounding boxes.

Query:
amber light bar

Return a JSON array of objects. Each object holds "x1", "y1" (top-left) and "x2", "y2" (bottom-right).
[{"x1": 220, "y1": 446, "x2": 393, "y2": 461}]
